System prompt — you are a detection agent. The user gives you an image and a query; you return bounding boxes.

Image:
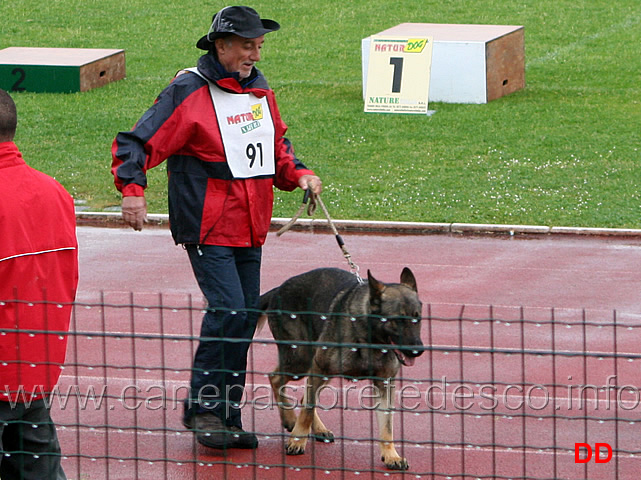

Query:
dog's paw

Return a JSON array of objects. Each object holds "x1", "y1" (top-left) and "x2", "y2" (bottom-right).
[
  {"x1": 286, "y1": 437, "x2": 307, "y2": 455},
  {"x1": 313, "y1": 429, "x2": 335, "y2": 443},
  {"x1": 382, "y1": 455, "x2": 409, "y2": 471}
]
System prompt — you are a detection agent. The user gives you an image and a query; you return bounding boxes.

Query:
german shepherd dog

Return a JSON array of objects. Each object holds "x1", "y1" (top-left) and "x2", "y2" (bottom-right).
[{"x1": 258, "y1": 267, "x2": 423, "y2": 470}]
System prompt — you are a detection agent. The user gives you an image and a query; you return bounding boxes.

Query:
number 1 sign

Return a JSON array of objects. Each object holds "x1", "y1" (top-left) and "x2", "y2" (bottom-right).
[{"x1": 364, "y1": 36, "x2": 433, "y2": 114}]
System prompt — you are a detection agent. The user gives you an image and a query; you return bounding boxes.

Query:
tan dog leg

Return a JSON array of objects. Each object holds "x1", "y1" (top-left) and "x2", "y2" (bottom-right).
[
  {"x1": 269, "y1": 371, "x2": 297, "y2": 431},
  {"x1": 286, "y1": 369, "x2": 330, "y2": 455},
  {"x1": 312, "y1": 408, "x2": 334, "y2": 443},
  {"x1": 374, "y1": 379, "x2": 409, "y2": 470}
]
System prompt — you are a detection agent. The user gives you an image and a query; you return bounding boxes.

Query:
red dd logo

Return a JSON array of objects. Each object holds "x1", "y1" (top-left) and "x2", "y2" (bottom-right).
[{"x1": 575, "y1": 443, "x2": 613, "y2": 463}]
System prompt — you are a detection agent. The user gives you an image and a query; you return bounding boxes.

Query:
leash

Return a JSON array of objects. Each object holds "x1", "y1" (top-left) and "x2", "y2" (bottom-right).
[{"x1": 277, "y1": 190, "x2": 364, "y2": 284}]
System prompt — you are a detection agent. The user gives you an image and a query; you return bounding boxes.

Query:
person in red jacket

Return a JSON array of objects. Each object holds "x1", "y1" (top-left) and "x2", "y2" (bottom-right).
[
  {"x1": 111, "y1": 6, "x2": 322, "y2": 450},
  {"x1": 0, "y1": 88, "x2": 78, "y2": 479}
]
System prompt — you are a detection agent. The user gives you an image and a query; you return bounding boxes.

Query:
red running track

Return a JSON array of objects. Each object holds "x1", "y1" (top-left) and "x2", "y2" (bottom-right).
[{"x1": 52, "y1": 226, "x2": 641, "y2": 479}]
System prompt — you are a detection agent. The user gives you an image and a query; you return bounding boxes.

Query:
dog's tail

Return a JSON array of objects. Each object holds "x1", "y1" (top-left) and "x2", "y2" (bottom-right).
[{"x1": 255, "y1": 286, "x2": 278, "y2": 335}]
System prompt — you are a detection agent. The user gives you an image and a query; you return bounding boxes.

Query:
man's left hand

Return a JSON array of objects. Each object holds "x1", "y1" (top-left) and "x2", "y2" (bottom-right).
[{"x1": 298, "y1": 175, "x2": 322, "y2": 195}]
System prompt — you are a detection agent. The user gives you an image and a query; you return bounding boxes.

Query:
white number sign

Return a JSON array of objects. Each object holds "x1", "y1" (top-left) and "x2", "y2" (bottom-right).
[{"x1": 364, "y1": 36, "x2": 433, "y2": 114}]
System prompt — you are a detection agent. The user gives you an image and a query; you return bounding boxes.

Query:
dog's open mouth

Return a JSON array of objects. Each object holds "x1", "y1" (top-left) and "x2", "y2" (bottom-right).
[{"x1": 389, "y1": 340, "x2": 418, "y2": 367}]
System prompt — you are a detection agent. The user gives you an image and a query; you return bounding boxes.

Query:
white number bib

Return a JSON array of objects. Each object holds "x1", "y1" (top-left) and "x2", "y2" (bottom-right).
[{"x1": 184, "y1": 68, "x2": 276, "y2": 179}]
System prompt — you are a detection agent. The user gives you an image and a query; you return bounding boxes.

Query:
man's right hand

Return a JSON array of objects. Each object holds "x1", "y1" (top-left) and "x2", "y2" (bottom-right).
[{"x1": 122, "y1": 196, "x2": 147, "y2": 231}]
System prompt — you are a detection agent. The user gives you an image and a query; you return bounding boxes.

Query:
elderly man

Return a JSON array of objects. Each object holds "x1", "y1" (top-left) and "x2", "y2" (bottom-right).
[{"x1": 111, "y1": 6, "x2": 322, "y2": 450}]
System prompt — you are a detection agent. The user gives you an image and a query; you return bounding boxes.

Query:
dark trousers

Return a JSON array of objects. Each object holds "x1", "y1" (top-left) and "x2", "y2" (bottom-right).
[
  {"x1": 183, "y1": 244, "x2": 261, "y2": 428},
  {"x1": 0, "y1": 399, "x2": 66, "y2": 480}
]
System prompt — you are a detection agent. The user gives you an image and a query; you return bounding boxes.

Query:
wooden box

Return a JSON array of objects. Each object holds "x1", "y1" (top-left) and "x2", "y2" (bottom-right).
[
  {"x1": 0, "y1": 47, "x2": 125, "y2": 93},
  {"x1": 362, "y1": 24, "x2": 525, "y2": 104}
]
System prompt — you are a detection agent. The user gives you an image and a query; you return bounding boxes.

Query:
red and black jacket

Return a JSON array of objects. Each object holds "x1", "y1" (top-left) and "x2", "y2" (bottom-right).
[{"x1": 111, "y1": 54, "x2": 315, "y2": 247}]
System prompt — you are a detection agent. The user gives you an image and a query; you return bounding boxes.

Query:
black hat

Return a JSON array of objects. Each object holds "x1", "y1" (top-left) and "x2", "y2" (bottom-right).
[{"x1": 196, "y1": 6, "x2": 280, "y2": 50}]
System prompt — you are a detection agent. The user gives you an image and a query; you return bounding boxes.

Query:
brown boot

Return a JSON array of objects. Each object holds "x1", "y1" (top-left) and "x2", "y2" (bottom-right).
[{"x1": 190, "y1": 413, "x2": 258, "y2": 450}]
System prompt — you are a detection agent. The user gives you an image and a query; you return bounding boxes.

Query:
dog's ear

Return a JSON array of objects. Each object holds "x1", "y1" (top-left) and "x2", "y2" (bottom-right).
[
  {"x1": 367, "y1": 269, "x2": 386, "y2": 298},
  {"x1": 400, "y1": 267, "x2": 418, "y2": 292}
]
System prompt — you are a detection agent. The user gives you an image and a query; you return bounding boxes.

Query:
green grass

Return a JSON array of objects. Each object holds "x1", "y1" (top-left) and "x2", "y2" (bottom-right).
[{"x1": 2, "y1": 0, "x2": 640, "y2": 227}]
